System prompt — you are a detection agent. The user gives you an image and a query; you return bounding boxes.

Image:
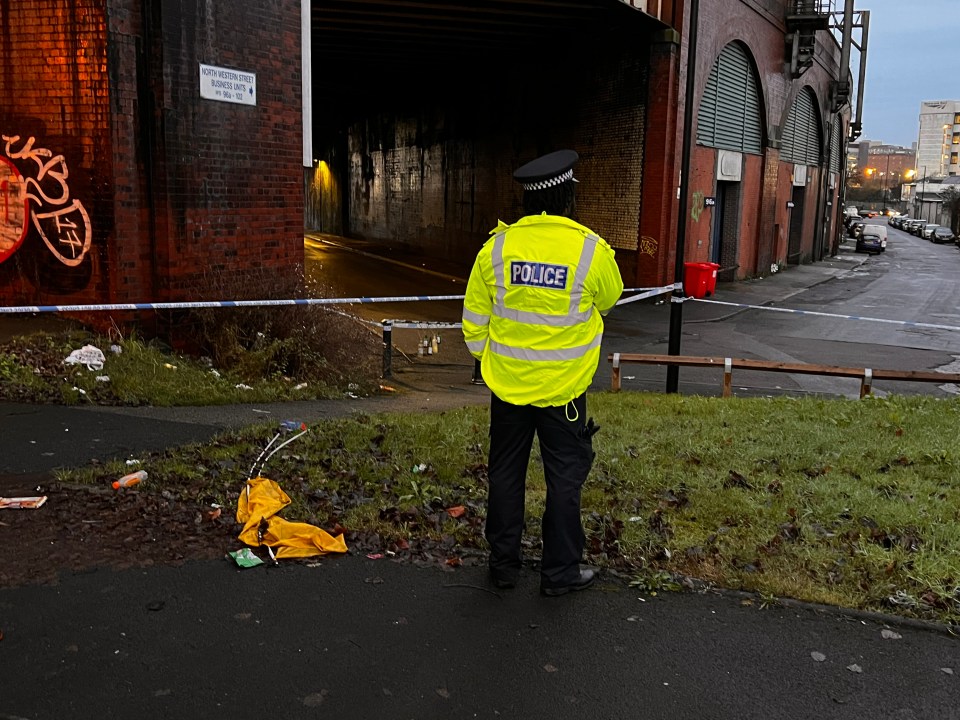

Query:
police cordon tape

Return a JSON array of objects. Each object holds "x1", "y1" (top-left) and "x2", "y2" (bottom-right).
[
  {"x1": 4, "y1": 285, "x2": 958, "y2": 333},
  {"x1": 0, "y1": 286, "x2": 675, "y2": 320},
  {"x1": 0, "y1": 295, "x2": 470, "y2": 314}
]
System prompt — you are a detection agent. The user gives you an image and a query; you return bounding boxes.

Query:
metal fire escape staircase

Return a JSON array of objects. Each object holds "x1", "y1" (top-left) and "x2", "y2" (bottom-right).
[
  {"x1": 786, "y1": 0, "x2": 870, "y2": 139},
  {"x1": 785, "y1": 0, "x2": 832, "y2": 79}
]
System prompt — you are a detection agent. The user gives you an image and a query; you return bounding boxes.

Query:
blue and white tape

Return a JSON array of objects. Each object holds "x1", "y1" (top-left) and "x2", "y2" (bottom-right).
[{"x1": 0, "y1": 287, "x2": 671, "y2": 316}]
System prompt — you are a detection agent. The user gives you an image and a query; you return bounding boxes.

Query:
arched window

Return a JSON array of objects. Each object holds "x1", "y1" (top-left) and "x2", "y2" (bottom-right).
[
  {"x1": 829, "y1": 115, "x2": 843, "y2": 174},
  {"x1": 782, "y1": 87, "x2": 823, "y2": 166},
  {"x1": 696, "y1": 42, "x2": 763, "y2": 154}
]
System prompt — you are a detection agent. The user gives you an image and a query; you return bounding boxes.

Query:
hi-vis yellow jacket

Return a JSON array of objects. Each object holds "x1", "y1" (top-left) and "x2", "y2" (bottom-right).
[{"x1": 462, "y1": 214, "x2": 624, "y2": 407}]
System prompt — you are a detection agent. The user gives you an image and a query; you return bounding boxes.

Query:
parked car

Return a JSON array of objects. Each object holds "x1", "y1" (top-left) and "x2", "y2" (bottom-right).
[
  {"x1": 907, "y1": 219, "x2": 927, "y2": 235},
  {"x1": 922, "y1": 224, "x2": 940, "y2": 240},
  {"x1": 932, "y1": 226, "x2": 956, "y2": 244},
  {"x1": 847, "y1": 220, "x2": 865, "y2": 239},
  {"x1": 856, "y1": 227, "x2": 888, "y2": 254},
  {"x1": 892, "y1": 216, "x2": 910, "y2": 229}
]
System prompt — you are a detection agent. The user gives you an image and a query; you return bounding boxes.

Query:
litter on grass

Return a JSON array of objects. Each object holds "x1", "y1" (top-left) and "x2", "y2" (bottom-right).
[
  {"x1": 228, "y1": 548, "x2": 265, "y2": 568},
  {"x1": 236, "y1": 477, "x2": 347, "y2": 559},
  {"x1": 234, "y1": 421, "x2": 347, "y2": 561},
  {"x1": 0, "y1": 496, "x2": 48, "y2": 509},
  {"x1": 64, "y1": 345, "x2": 105, "y2": 371}
]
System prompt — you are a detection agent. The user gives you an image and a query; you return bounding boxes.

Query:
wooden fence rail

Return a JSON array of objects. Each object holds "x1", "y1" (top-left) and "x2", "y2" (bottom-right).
[{"x1": 607, "y1": 353, "x2": 960, "y2": 398}]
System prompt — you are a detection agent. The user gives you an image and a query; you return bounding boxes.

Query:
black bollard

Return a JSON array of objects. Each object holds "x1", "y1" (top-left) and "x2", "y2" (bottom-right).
[
  {"x1": 471, "y1": 358, "x2": 485, "y2": 385},
  {"x1": 382, "y1": 321, "x2": 392, "y2": 378}
]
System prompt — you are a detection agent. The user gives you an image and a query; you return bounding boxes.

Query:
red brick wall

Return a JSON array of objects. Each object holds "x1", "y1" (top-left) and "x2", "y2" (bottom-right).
[
  {"x1": 680, "y1": 0, "x2": 848, "y2": 279},
  {"x1": 738, "y1": 153, "x2": 764, "y2": 276},
  {"x1": 0, "y1": 0, "x2": 111, "y2": 304},
  {"x1": 151, "y1": 0, "x2": 304, "y2": 298},
  {"x1": 685, "y1": 145, "x2": 718, "y2": 264},
  {"x1": 636, "y1": 36, "x2": 682, "y2": 287},
  {"x1": 0, "y1": 0, "x2": 304, "y2": 308}
]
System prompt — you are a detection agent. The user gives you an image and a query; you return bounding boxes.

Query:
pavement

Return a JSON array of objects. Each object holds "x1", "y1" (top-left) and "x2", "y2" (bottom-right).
[{"x1": 3, "y1": 239, "x2": 958, "y2": 719}]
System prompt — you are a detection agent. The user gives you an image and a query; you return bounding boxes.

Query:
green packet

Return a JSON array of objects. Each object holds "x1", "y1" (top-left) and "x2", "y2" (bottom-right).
[{"x1": 227, "y1": 548, "x2": 264, "y2": 568}]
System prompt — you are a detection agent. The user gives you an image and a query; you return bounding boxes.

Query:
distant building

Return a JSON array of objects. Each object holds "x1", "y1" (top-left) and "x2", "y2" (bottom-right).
[
  {"x1": 849, "y1": 139, "x2": 875, "y2": 171},
  {"x1": 915, "y1": 100, "x2": 960, "y2": 178},
  {"x1": 864, "y1": 144, "x2": 915, "y2": 198},
  {"x1": 911, "y1": 175, "x2": 960, "y2": 231}
]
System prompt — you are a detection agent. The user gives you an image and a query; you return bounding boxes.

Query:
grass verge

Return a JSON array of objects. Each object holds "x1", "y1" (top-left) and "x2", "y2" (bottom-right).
[
  {"x1": 0, "y1": 307, "x2": 382, "y2": 406},
  {"x1": 57, "y1": 392, "x2": 960, "y2": 626}
]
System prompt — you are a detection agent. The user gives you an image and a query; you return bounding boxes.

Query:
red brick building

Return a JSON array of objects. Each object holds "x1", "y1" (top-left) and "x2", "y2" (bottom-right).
[
  {"x1": 1, "y1": 0, "x2": 852, "y2": 306},
  {"x1": 0, "y1": 0, "x2": 304, "y2": 306}
]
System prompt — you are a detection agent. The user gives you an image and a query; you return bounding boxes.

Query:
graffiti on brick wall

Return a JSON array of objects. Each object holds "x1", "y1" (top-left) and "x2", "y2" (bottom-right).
[
  {"x1": 0, "y1": 134, "x2": 91, "y2": 267},
  {"x1": 691, "y1": 191, "x2": 705, "y2": 222},
  {"x1": 639, "y1": 235, "x2": 658, "y2": 257},
  {"x1": 0, "y1": 156, "x2": 28, "y2": 264}
]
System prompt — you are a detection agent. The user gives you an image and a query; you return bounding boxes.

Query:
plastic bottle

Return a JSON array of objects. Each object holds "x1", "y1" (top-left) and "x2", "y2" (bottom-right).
[
  {"x1": 431, "y1": 335, "x2": 439, "y2": 355},
  {"x1": 112, "y1": 470, "x2": 147, "y2": 490}
]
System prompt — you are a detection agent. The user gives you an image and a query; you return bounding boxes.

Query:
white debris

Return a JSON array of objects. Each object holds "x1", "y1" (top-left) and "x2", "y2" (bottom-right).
[{"x1": 64, "y1": 345, "x2": 105, "y2": 371}]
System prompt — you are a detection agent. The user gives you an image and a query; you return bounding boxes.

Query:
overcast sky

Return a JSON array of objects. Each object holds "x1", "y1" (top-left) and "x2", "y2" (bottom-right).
[{"x1": 854, "y1": 0, "x2": 959, "y2": 147}]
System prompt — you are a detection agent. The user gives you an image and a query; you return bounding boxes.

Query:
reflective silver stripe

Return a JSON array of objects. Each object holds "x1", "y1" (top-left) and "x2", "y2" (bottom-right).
[
  {"x1": 568, "y1": 234, "x2": 598, "y2": 314},
  {"x1": 491, "y1": 232, "x2": 507, "y2": 307},
  {"x1": 492, "y1": 304, "x2": 592, "y2": 326},
  {"x1": 462, "y1": 308, "x2": 490, "y2": 325},
  {"x1": 488, "y1": 334, "x2": 602, "y2": 362},
  {"x1": 465, "y1": 340, "x2": 487, "y2": 353}
]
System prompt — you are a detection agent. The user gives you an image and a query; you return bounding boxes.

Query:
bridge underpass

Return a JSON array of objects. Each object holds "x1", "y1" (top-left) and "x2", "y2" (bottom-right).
[{"x1": 304, "y1": 0, "x2": 676, "y2": 281}]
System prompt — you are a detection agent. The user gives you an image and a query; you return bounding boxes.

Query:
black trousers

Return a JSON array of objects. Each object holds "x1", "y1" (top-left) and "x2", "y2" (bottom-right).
[{"x1": 485, "y1": 392, "x2": 595, "y2": 588}]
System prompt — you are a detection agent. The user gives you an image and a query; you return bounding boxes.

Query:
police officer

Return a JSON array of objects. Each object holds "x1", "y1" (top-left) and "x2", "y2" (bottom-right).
[{"x1": 462, "y1": 149, "x2": 624, "y2": 596}]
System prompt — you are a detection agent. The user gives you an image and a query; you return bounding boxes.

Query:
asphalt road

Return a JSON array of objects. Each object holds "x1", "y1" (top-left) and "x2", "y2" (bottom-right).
[{"x1": 1, "y1": 555, "x2": 957, "y2": 719}]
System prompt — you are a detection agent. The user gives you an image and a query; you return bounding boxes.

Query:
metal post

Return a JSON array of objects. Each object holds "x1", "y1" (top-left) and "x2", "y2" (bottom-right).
[
  {"x1": 381, "y1": 321, "x2": 392, "y2": 378},
  {"x1": 666, "y1": 0, "x2": 700, "y2": 394},
  {"x1": 471, "y1": 358, "x2": 485, "y2": 385}
]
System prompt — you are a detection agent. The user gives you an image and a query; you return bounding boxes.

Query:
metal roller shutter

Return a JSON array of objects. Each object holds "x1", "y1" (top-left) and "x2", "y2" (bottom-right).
[
  {"x1": 782, "y1": 87, "x2": 822, "y2": 166},
  {"x1": 696, "y1": 42, "x2": 763, "y2": 154},
  {"x1": 829, "y1": 116, "x2": 842, "y2": 174}
]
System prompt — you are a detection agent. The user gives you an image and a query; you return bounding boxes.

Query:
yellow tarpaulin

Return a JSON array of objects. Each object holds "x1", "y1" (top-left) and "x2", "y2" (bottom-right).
[{"x1": 236, "y1": 476, "x2": 347, "y2": 559}]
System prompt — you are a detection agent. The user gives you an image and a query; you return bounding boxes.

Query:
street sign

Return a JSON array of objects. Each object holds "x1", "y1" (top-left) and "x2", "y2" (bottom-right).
[{"x1": 199, "y1": 64, "x2": 257, "y2": 106}]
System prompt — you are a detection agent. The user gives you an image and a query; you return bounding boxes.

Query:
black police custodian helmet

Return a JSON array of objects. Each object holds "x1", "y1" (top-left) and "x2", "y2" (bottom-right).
[{"x1": 513, "y1": 150, "x2": 579, "y2": 191}]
